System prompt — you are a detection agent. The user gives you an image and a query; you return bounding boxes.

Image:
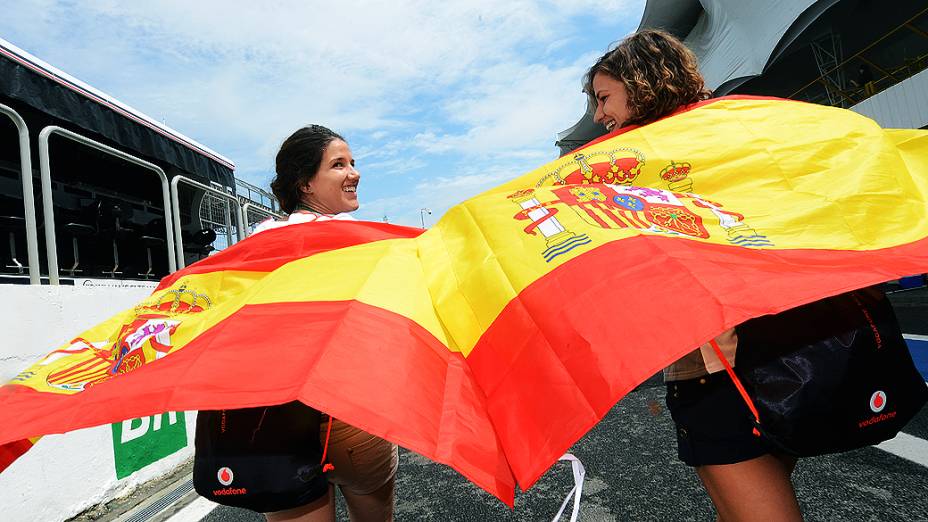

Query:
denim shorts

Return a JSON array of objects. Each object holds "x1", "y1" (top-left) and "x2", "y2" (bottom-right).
[{"x1": 665, "y1": 371, "x2": 774, "y2": 466}]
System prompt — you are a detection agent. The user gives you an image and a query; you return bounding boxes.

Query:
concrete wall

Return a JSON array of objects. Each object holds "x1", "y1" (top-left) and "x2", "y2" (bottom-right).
[{"x1": 0, "y1": 281, "x2": 194, "y2": 522}]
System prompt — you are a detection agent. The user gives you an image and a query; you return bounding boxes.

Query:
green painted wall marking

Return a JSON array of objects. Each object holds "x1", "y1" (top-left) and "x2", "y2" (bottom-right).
[{"x1": 111, "y1": 412, "x2": 187, "y2": 479}]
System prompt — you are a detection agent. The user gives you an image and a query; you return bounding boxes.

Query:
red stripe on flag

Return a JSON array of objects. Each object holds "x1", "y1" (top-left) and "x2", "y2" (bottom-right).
[
  {"x1": 0, "y1": 300, "x2": 515, "y2": 506},
  {"x1": 623, "y1": 209, "x2": 650, "y2": 228},
  {"x1": 0, "y1": 438, "x2": 34, "y2": 472},
  {"x1": 468, "y1": 234, "x2": 928, "y2": 490},
  {"x1": 47, "y1": 357, "x2": 108, "y2": 382},
  {"x1": 157, "y1": 221, "x2": 424, "y2": 290}
]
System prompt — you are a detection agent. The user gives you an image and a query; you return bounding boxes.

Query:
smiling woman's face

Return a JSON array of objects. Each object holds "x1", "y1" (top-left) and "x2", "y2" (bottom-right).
[
  {"x1": 591, "y1": 72, "x2": 632, "y2": 131},
  {"x1": 300, "y1": 139, "x2": 360, "y2": 214}
]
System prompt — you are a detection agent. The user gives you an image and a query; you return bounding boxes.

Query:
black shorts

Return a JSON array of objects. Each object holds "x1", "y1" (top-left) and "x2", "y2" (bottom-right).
[{"x1": 665, "y1": 371, "x2": 775, "y2": 466}]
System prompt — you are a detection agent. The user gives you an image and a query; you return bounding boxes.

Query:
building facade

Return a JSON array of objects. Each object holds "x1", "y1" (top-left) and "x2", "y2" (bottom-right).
[{"x1": 557, "y1": 0, "x2": 928, "y2": 154}]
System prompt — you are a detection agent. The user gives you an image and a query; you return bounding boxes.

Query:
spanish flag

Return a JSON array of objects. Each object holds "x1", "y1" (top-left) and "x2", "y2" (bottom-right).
[{"x1": 1, "y1": 97, "x2": 927, "y2": 505}]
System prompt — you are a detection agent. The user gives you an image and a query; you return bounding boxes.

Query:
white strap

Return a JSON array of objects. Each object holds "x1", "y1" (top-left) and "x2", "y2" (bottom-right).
[{"x1": 551, "y1": 453, "x2": 585, "y2": 522}]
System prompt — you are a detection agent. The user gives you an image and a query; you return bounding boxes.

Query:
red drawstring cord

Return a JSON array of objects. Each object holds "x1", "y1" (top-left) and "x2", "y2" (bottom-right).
[
  {"x1": 708, "y1": 339, "x2": 762, "y2": 437},
  {"x1": 321, "y1": 416, "x2": 335, "y2": 472}
]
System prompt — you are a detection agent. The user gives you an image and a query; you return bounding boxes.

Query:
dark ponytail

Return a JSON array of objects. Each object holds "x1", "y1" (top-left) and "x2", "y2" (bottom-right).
[{"x1": 271, "y1": 125, "x2": 345, "y2": 213}]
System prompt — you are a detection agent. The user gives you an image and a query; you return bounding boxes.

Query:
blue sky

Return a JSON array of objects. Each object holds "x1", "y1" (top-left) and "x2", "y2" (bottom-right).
[{"x1": 1, "y1": 1, "x2": 644, "y2": 227}]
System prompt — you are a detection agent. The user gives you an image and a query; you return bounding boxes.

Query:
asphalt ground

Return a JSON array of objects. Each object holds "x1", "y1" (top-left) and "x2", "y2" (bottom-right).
[
  {"x1": 193, "y1": 377, "x2": 928, "y2": 522},
  {"x1": 194, "y1": 290, "x2": 928, "y2": 521},
  {"x1": 76, "y1": 292, "x2": 926, "y2": 522}
]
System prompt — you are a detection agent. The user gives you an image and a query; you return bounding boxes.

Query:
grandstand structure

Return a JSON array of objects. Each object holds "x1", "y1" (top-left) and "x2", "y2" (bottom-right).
[
  {"x1": 557, "y1": 0, "x2": 928, "y2": 153},
  {"x1": 0, "y1": 37, "x2": 281, "y2": 284}
]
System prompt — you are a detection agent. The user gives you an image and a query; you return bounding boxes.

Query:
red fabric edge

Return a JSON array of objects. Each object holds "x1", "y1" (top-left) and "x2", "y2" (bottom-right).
[
  {"x1": 468, "y1": 235, "x2": 928, "y2": 490},
  {"x1": 0, "y1": 301, "x2": 515, "y2": 506},
  {"x1": 0, "y1": 437, "x2": 33, "y2": 472},
  {"x1": 157, "y1": 221, "x2": 424, "y2": 290}
]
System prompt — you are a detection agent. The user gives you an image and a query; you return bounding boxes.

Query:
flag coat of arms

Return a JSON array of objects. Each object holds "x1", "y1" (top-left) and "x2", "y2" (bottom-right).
[{"x1": 2, "y1": 97, "x2": 927, "y2": 506}]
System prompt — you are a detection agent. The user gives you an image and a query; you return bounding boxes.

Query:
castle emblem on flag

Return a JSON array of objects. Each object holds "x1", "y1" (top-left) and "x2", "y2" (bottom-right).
[
  {"x1": 554, "y1": 185, "x2": 709, "y2": 238},
  {"x1": 508, "y1": 181, "x2": 773, "y2": 262}
]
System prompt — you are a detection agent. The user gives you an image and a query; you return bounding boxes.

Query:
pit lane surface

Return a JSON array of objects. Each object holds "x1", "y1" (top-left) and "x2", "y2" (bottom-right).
[
  {"x1": 176, "y1": 378, "x2": 928, "y2": 522},
  {"x1": 160, "y1": 289, "x2": 928, "y2": 521}
]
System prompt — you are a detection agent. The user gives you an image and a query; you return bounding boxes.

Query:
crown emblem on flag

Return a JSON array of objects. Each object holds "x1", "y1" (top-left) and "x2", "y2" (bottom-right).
[
  {"x1": 660, "y1": 160, "x2": 694, "y2": 192},
  {"x1": 507, "y1": 189, "x2": 536, "y2": 201},
  {"x1": 535, "y1": 148, "x2": 645, "y2": 187},
  {"x1": 660, "y1": 161, "x2": 691, "y2": 182},
  {"x1": 134, "y1": 284, "x2": 212, "y2": 316}
]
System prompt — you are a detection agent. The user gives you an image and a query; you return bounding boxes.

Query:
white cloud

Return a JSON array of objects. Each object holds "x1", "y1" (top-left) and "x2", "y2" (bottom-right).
[
  {"x1": 355, "y1": 154, "x2": 552, "y2": 227},
  {"x1": 414, "y1": 172, "x2": 514, "y2": 192},
  {"x1": 412, "y1": 58, "x2": 597, "y2": 154},
  {"x1": 1, "y1": 0, "x2": 646, "y2": 226}
]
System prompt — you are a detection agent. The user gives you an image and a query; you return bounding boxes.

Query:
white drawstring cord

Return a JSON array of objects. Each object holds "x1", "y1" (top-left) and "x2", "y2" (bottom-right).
[{"x1": 551, "y1": 453, "x2": 585, "y2": 522}]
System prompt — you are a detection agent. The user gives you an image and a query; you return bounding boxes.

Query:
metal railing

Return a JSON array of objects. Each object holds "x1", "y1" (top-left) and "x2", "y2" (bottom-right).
[
  {"x1": 236, "y1": 178, "x2": 278, "y2": 213},
  {"x1": 170, "y1": 175, "x2": 244, "y2": 269},
  {"x1": 4, "y1": 121, "x2": 278, "y2": 283},
  {"x1": 38, "y1": 126, "x2": 177, "y2": 285},
  {"x1": 0, "y1": 104, "x2": 40, "y2": 284},
  {"x1": 199, "y1": 187, "x2": 236, "y2": 251},
  {"x1": 789, "y1": 7, "x2": 928, "y2": 107},
  {"x1": 240, "y1": 203, "x2": 281, "y2": 237}
]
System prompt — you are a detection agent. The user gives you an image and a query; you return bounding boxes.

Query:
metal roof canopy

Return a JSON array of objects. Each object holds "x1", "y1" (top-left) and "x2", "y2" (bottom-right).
[
  {"x1": 0, "y1": 37, "x2": 235, "y2": 188},
  {"x1": 556, "y1": 0, "x2": 841, "y2": 155},
  {"x1": 666, "y1": 0, "x2": 839, "y2": 95}
]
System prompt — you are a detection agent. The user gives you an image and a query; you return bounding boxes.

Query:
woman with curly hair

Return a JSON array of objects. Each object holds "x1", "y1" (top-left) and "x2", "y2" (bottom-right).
[{"x1": 585, "y1": 30, "x2": 802, "y2": 522}]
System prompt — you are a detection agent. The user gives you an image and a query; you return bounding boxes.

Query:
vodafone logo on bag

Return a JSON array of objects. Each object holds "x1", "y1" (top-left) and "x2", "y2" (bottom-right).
[
  {"x1": 869, "y1": 390, "x2": 887, "y2": 413},
  {"x1": 858, "y1": 390, "x2": 897, "y2": 428},
  {"x1": 217, "y1": 466, "x2": 234, "y2": 486}
]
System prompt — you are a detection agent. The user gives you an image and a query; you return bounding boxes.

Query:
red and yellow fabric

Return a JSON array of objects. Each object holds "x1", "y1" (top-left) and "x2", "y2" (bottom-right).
[{"x1": 1, "y1": 96, "x2": 927, "y2": 506}]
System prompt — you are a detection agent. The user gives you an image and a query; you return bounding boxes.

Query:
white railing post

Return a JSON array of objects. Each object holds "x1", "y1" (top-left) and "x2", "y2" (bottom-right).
[
  {"x1": 170, "y1": 175, "x2": 244, "y2": 269},
  {"x1": 38, "y1": 126, "x2": 177, "y2": 284},
  {"x1": 0, "y1": 104, "x2": 40, "y2": 284},
  {"x1": 240, "y1": 202, "x2": 282, "y2": 237}
]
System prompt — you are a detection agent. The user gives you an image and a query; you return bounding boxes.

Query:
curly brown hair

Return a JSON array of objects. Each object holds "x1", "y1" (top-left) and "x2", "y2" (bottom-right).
[{"x1": 584, "y1": 29, "x2": 712, "y2": 127}]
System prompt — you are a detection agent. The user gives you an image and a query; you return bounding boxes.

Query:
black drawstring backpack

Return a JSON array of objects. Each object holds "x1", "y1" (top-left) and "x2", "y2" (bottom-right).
[
  {"x1": 193, "y1": 401, "x2": 333, "y2": 513},
  {"x1": 712, "y1": 287, "x2": 927, "y2": 456}
]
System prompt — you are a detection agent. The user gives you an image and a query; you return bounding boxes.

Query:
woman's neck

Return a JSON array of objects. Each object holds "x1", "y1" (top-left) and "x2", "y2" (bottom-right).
[{"x1": 297, "y1": 202, "x2": 323, "y2": 214}]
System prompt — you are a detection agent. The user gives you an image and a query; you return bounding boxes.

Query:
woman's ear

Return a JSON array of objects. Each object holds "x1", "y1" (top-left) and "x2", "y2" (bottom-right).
[{"x1": 299, "y1": 182, "x2": 313, "y2": 196}]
